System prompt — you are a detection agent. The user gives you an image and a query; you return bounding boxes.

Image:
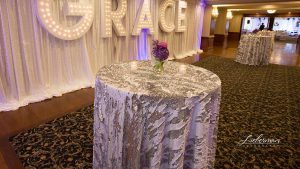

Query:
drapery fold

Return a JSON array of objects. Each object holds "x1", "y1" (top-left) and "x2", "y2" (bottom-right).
[{"x1": 0, "y1": 0, "x2": 205, "y2": 111}]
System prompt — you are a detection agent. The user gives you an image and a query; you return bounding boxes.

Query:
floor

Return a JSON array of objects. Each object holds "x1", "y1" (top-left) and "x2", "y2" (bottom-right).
[
  {"x1": 179, "y1": 40, "x2": 300, "y2": 67},
  {"x1": 1, "y1": 40, "x2": 300, "y2": 169},
  {"x1": 0, "y1": 89, "x2": 95, "y2": 169}
]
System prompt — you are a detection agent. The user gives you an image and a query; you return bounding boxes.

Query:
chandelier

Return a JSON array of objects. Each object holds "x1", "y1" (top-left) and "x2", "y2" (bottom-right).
[
  {"x1": 212, "y1": 7, "x2": 219, "y2": 18},
  {"x1": 226, "y1": 10, "x2": 233, "y2": 20}
]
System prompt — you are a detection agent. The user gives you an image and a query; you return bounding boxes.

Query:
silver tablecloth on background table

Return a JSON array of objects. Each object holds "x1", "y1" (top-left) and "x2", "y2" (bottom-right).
[
  {"x1": 93, "y1": 61, "x2": 221, "y2": 169},
  {"x1": 256, "y1": 30, "x2": 275, "y2": 49},
  {"x1": 236, "y1": 34, "x2": 273, "y2": 66},
  {"x1": 256, "y1": 30, "x2": 275, "y2": 37}
]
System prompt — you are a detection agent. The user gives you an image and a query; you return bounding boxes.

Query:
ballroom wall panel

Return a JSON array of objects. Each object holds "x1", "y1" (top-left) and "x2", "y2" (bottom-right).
[
  {"x1": 229, "y1": 14, "x2": 243, "y2": 33},
  {"x1": 0, "y1": 0, "x2": 205, "y2": 111}
]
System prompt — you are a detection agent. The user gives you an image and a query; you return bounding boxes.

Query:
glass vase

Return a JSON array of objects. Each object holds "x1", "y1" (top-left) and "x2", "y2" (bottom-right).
[{"x1": 153, "y1": 59, "x2": 165, "y2": 73}]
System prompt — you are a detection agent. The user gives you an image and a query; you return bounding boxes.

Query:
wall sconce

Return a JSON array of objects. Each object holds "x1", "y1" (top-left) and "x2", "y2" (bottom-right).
[
  {"x1": 212, "y1": 7, "x2": 219, "y2": 18},
  {"x1": 226, "y1": 10, "x2": 233, "y2": 20}
]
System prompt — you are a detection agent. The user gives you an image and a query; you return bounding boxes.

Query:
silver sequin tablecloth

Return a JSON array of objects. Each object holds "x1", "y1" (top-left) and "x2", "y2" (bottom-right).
[
  {"x1": 256, "y1": 31, "x2": 275, "y2": 50},
  {"x1": 236, "y1": 34, "x2": 273, "y2": 66},
  {"x1": 93, "y1": 61, "x2": 221, "y2": 169}
]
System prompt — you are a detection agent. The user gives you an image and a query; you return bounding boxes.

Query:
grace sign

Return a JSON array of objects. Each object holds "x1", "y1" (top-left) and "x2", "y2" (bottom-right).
[{"x1": 36, "y1": 0, "x2": 187, "y2": 40}]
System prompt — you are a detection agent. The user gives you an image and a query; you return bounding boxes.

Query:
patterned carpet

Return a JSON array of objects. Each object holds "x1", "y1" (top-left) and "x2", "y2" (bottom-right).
[
  {"x1": 10, "y1": 107, "x2": 94, "y2": 169},
  {"x1": 10, "y1": 57, "x2": 300, "y2": 169}
]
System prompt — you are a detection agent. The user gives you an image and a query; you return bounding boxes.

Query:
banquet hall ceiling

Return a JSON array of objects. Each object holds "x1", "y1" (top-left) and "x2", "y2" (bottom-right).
[
  {"x1": 207, "y1": 0, "x2": 300, "y2": 14},
  {"x1": 206, "y1": 0, "x2": 299, "y2": 5}
]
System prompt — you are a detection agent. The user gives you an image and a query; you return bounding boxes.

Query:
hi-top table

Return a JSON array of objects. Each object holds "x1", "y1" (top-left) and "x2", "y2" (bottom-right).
[
  {"x1": 93, "y1": 61, "x2": 221, "y2": 169},
  {"x1": 236, "y1": 34, "x2": 273, "y2": 66}
]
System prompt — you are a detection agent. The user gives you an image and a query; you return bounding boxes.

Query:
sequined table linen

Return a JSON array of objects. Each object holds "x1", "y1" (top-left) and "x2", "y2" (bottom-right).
[
  {"x1": 256, "y1": 31, "x2": 275, "y2": 50},
  {"x1": 93, "y1": 61, "x2": 221, "y2": 169},
  {"x1": 236, "y1": 34, "x2": 273, "y2": 65}
]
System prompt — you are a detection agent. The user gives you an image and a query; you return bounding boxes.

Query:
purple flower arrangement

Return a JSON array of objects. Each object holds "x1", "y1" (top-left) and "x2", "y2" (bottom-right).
[
  {"x1": 152, "y1": 40, "x2": 169, "y2": 61},
  {"x1": 152, "y1": 40, "x2": 169, "y2": 73}
]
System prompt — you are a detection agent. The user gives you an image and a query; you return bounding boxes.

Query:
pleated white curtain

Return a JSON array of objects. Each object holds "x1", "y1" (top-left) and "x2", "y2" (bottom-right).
[{"x1": 0, "y1": 0, "x2": 205, "y2": 111}]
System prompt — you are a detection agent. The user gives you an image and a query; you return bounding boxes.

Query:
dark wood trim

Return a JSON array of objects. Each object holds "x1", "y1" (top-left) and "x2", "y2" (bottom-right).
[
  {"x1": 213, "y1": 34, "x2": 228, "y2": 47},
  {"x1": 201, "y1": 36, "x2": 214, "y2": 52},
  {"x1": 228, "y1": 32, "x2": 241, "y2": 41},
  {"x1": 0, "y1": 138, "x2": 24, "y2": 169},
  {"x1": 0, "y1": 152, "x2": 9, "y2": 169}
]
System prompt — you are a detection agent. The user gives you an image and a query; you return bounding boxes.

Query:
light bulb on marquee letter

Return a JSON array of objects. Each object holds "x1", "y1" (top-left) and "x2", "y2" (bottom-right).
[
  {"x1": 159, "y1": 0, "x2": 176, "y2": 33},
  {"x1": 36, "y1": 0, "x2": 94, "y2": 40},
  {"x1": 132, "y1": 0, "x2": 154, "y2": 36},
  {"x1": 175, "y1": 0, "x2": 187, "y2": 32},
  {"x1": 101, "y1": 0, "x2": 127, "y2": 37}
]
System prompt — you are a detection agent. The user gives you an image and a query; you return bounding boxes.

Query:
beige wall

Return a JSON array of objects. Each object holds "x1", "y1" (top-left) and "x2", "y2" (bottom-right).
[
  {"x1": 202, "y1": 7, "x2": 243, "y2": 36},
  {"x1": 202, "y1": 6, "x2": 213, "y2": 37},
  {"x1": 229, "y1": 14, "x2": 243, "y2": 33},
  {"x1": 214, "y1": 8, "x2": 227, "y2": 35}
]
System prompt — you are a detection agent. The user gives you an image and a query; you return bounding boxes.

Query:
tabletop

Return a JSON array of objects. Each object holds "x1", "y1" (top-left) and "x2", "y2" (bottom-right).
[{"x1": 96, "y1": 61, "x2": 221, "y2": 98}]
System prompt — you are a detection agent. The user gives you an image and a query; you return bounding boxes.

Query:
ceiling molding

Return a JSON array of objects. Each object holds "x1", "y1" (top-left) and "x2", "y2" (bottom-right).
[
  {"x1": 206, "y1": 0, "x2": 300, "y2": 15},
  {"x1": 206, "y1": 0, "x2": 299, "y2": 5}
]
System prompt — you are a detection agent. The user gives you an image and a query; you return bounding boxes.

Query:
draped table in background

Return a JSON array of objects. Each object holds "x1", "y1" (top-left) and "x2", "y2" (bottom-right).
[
  {"x1": 236, "y1": 34, "x2": 273, "y2": 66},
  {"x1": 93, "y1": 61, "x2": 221, "y2": 168}
]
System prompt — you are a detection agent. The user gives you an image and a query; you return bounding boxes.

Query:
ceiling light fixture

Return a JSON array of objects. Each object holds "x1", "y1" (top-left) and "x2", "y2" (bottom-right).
[
  {"x1": 226, "y1": 10, "x2": 233, "y2": 20},
  {"x1": 212, "y1": 6, "x2": 219, "y2": 18},
  {"x1": 267, "y1": 10, "x2": 276, "y2": 14}
]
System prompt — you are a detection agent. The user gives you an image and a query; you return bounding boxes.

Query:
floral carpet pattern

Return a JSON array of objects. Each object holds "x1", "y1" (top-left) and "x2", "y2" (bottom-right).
[
  {"x1": 194, "y1": 57, "x2": 300, "y2": 169},
  {"x1": 9, "y1": 106, "x2": 94, "y2": 169},
  {"x1": 10, "y1": 57, "x2": 300, "y2": 169}
]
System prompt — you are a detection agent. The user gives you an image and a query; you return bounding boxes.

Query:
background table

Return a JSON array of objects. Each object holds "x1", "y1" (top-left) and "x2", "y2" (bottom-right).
[
  {"x1": 93, "y1": 61, "x2": 221, "y2": 168},
  {"x1": 236, "y1": 34, "x2": 273, "y2": 65},
  {"x1": 256, "y1": 30, "x2": 275, "y2": 49}
]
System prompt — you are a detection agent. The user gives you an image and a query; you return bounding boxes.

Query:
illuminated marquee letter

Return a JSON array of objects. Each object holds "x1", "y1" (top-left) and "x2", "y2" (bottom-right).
[
  {"x1": 159, "y1": 0, "x2": 176, "y2": 33},
  {"x1": 132, "y1": 0, "x2": 154, "y2": 36},
  {"x1": 175, "y1": 0, "x2": 187, "y2": 32},
  {"x1": 36, "y1": 0, "x2": 94, "y2": 40},
  {"x1": 101, "y1": 0, "x2": 127, "y2": 37}
]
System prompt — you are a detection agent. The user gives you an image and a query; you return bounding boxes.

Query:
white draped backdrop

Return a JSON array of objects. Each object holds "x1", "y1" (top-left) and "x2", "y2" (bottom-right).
[{"x1": 0, "y1": 0, "x2": 205, "y2": 111}]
